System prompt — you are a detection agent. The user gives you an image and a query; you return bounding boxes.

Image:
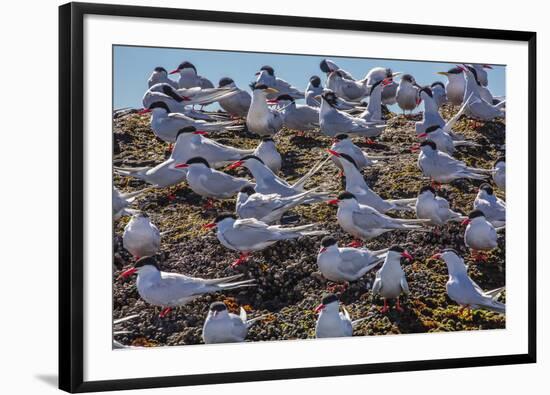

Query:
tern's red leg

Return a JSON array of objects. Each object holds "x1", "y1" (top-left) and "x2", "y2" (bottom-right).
[
  {"x1": 395, "y1": 297, "x2": 404, "y2": 312},
  {"x1": 295, "y1": 131, "x2": 305, "y2": 137},
  {"x1": 166, "y1": 143, "x2": 173, "y2": 154},
  {"x1": 203, "y1": 198, "x2": 215, "y2": 209},
  {"x1": 365, "y1": 138, "x2": 375, "y2": 145},
  {"x1": 231, "y1": 252, "x2": 250, "y2": 268},
  {"x1": 430, "y1": 179, "x2": 441, "y2": 190},
  {"x1": 159, "y1": 307, "x2": 172, "y2": 318},
  {"x1": 347, "y1": 240, "x2": 363, "y2": 248},
  {"x1": 380, "y1": 298, "x2": 390, "y2": 313}
]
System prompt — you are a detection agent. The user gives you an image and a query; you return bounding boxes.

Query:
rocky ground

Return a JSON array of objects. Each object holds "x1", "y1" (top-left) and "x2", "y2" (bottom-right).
[{"x1": 113, "y1": 105, "x2": 506, "y2": 347}]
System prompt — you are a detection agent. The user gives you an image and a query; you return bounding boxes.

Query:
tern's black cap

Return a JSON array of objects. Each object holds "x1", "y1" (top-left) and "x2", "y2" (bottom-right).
[
  {"x1": 260, "y1": 65, "x2": 275, "y2": 76},
  {"x1": 251, "y1": 83, "x2": 269, "y2": 91},
  {"x1": 337, "y1": 191, "x2": 356, "y2": 200},
  {"x1": 177, "y1": 61, "x2": 196, "y2": 72},
  {"x1": 134, "y1": 256, "x2": 160, "y2": 270},
  {"x1": 209, "y1": 301, "x2": 227, "y2": 312},
  {"x1": 334, "y1": 134, "x2": 349, "y2": 141},
  {"x1": 420, "y1": 140, "x2": 437, "y2": 150},
  {"x1": 447, "y1": 67, "x2": 463, "y2": 75},
  {"x1": 322, "y1": 90, "x2": 338, "y2": 105},
  {"x1": 185, "y1": 157, "x2": 210, "y2": 168},
  {"x1": 401, "y1": 74, "x2": 415, "y2": 83},
  {"x1": 320, "y1": 236, "x2": 338, "y2": 248},
  {"x1": 154, "y1": 66, "x2": 167, "y2": 73},
  {"x1": 309, "y1": 75, "x2": 321, "y2": 87},
  {"x1": 425, "y1": 125, "x2": 441, "y2": 134},
  {"x1": 418, "y1": 87, "x2": 433, "y2": 98},
  {"x1": 148, "y1": 101, "x2": 171, "y2": 112},
  {"x1": 176, "y1": 126, "x2": 197, "y2": 139},
  {"x1": 321, "y1": 293, "x2": 338, "y2": 305},
  {"x1": 240, "y1": 155, "x2": 265, "y2": 165},
  {"x1": 388, "y1": 245, "x2": 405, "y2": 253},
  {"x1": 468, "y1": 210, "x2": 486, "y2": 219},
  {"x1": 319, "y1": 60, "x2": 331, "y2": 73},
  {"x1": 479, "y1": 183, "x2": 494, "y2": 195},
  {"x1": 431, "y1": 81, "x2": 445, "y2": 89},
  {"x1": 218, "y1": 77, "x2": 234, "y2": 87},
  {"x1": 240, "y1": 185, "x2": 256, "y2": 196},
  {"x1": 276, "y1": 94, "x2": 295, "y2": 102},
  {"x1": 214, "y1": 212, "x2": 237, "y2": 223},
  {"x1": 419, "y1": 185, "x2": 436, "y2": 195}
]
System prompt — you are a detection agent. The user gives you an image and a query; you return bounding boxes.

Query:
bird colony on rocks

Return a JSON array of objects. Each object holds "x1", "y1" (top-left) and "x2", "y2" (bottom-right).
[{"x1": 113, "y1": 59, "x2": 506, "y2": 347}]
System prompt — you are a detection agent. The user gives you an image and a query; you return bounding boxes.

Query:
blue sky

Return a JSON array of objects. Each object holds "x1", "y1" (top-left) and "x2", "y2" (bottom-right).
[{"x1": 113, "y1": 45, "x2": 505, "y2": 112}]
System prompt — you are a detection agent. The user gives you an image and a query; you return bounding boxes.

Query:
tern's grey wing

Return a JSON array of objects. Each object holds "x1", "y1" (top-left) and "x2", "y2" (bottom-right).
[
  {"x1": 352, "y1": 208, "x2": 395, "y2": 230},
  {"x1": 400, "y1": 274, "x2": 410, "y2": 295},
  {"x1": 197, "y1": 171, "x2": 250, "y2": 197},
  {"x1": 339, "y1": 249, "x2": 378, "y2": 277},
  {"x1": 372, "y1": 271, "x2": 383, "y2": 295}
]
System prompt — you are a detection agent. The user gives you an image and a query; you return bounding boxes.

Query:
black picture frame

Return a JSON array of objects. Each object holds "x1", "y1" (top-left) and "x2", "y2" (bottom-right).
[{"x1": 59, "y1": 2, "x2": 537, "y2": 392}]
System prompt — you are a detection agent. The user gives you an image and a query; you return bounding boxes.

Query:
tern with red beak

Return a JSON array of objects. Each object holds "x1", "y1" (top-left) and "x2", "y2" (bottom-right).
[
  {"x1": 463, "y1": 210, "x2": 503, "y2": 261},
  {"x1": 473, "y1": 184, "x2": 506, "y2": 227},
  {"x1": 316, "y1": 236, "x2": 388, "y2": 283},
  {"x1": 147, "y1": 66, "x2": 178, "y2": 89},
  {"x1": 228, "y1": 155, "x2": 330, "y2": 202},
  {"x1": 417, "y1": 125, "x2": 480, "y2": 155},
  {"x1": 122, "y1": 213, "x2": 161, "y2": 259},
  {"x1": 430, "y1": 249, "x2": 505, "y2": 314},
  {"x1": 315, "y1": 293, "x2": 367, "y2": 338},
  {"x1": 255, "y1": 65, "x2": 304, "y2": 100},
  {"x1": 140, "y1": 101, "x2": 240, "y2": 143},
  {"x1": 493, "y1": 157, "x2": 505, "y2": 191},
  {"x1": 329, "y1": 192, "x2": 429, "y2": 243},
  {"x1": 113, "y1": 186, "x2": 151, "y2": 219},
  {"x1": 417, "y1": 140, "x2": 492, "y2": 185},
  {"x1": 364, "y1": 67, "x2": 401, "y2": 105},
  {"x1": 319, "y1": 90, "x2": 386, "y2": 138},
  {"x1": 169, "y1": 61, "x2": 214, "y2": 89},
  {"x1": 328, "y1": 150, "x2": 416, "y2": 213},
  {"x1": 202, "y1": 301, "x2": 266, "y2": 344},
  {"x1": 329, "y1": 134, "x2": 392, "y2": 171},
  {"x1": 174, "y1": 157, "x2": 253, "y2": 206},
  {"x1": 246, "y1": 84, "x2": 284, "y2": 136},
  {"x1": 415, "y1": 186, "x2": 465, "y2": 227},
  {"x1": 217, "y1": 77, "x2": 251, "y2": 117},
  {"x1": 204, "y1": 213, "x2": 326, "y2": 266},
  {"x1": 372, "y1": 246, "x2": 413, "y2": 313},
  {"x1": 236, "y1": 185, "x2": 325, "y2": 224},
  {"x1": 118, "y1": 256, "x2": 255, "y2": 318}
]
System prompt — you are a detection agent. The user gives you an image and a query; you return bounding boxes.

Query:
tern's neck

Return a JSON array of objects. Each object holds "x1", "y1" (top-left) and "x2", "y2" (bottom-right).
[
  {"x1": 423, "y1": 96, "x2": 438, "y2": 114},
  {"x1": 245, "y1": 160, "x2": 276, "y2": 181},
  {"x1": 342, "y1": 162, "x2": 367, "y2": 190},
  {"x1": 367, "y1": 86, "x2": 382, "y2": 116}
]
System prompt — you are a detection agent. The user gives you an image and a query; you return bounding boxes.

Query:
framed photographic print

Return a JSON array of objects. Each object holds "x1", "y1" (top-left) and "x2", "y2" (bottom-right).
[{"x1": 59, "y1": 1, "x2": 537, "y2": 392}]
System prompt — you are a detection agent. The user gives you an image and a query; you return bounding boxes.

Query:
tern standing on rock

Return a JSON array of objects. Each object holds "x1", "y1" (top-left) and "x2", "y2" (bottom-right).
[
  {"x1": 372, "y1": 246, "x2": 413, "y2": 313},
  {"x1": 169, "y1": 61, "x2": 214, "y2": 89},
  {"x1": 415, "y1": 186, "x2": 465, "y2": 227},
  {"x1": 315, "y1": 294, "x2": 368, "y2": 338},
  {"x1": 463, "y1": 210, "x2": 502, "y2": 261},
  {"x1": 204, "y1": 213, "x2": 326, "y2": 266},
  {"x1": 316, "y1": 236, "x2": 388, "y2": 283},
  {"x1": 118, "y1": 257, "x2": 255, "y2": 318},
  {"x1": 329, "y1": 192, "x2": 429, "y2": 243},
  {"x1": 431, "y1": 249, "x2": 505, "y2": 314},
  {"x1": 246, "y1": 84, "x2": 284, "y2": 136},
  {"x1": 122, "y1": 213, "x2": 161, "y2": 259},
  {"x1": 202, "y1": 302, "x2": 265, "y2": 344},
  {"x1": 417, "y1": 140, "x2": 492, "y2": 185},
  {"x1": 396, "y1": 74, "x2": 420, "y2": 114},
  {"x1": 473, "y1": 184, "x2": 506, "y2": 227}
]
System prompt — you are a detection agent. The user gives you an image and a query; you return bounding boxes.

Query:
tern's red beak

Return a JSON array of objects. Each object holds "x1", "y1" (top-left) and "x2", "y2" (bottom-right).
[
  {"x1": 319, "y1": 247, "x2": 327, "y2": 253},
  {"x1": 202, "y1": 223, "x2": 216, "y2": 229},
  {"x1": 461, "y1": 218, "x2": 471, "y2": 225},
  {"x1": 266, "y1": 99, "x2": 278, "y2": 104},
  {"x1": 327, "y1": 149, "x2": 341, "y2": 157},
  {"x1": 314, "y1": 304, "x2": 325, "y2": 313},
  {"x1": 169, "y1": 69, "x2": 179, "y2": 75},
  {"x1": 174, "y1": 163, "x2": 189, "y2": 169},
  {"x1": 180, "y1": 96, "x2": 191, "y2": 101},
  {"x1": 402, "y1": 251, "x2": 414, "y2": 261},
  {"x1": 382, "y1": 78, "x2": 392, "y2": 87},
  {"x1": 193, "y1": 130, "x2": 208, "y2": 135},
  {"x1": 137, "y1": 108, "x2": 151, "y2": 115},
  {"x1": 411, "y1": 143, "x2": 420, "y2": 152},
  {"x1": 417, "y1": 133, "x2": 428, "y2": 138},
  {"x1": 327, "y1": 199, "x2": 339, "y2": 205},
  {"x1": 430, "y1": 252, "x2": 442, "y2": 260},
  {"x1": 118, "y1": 267, "x2": 137, "y2": 280},
  {"x1": 416, "y1": 98, "x2": 422, "y2": 106},
  {"x1": 227, "y1": 160, "x2": 244, "y2": 170}
]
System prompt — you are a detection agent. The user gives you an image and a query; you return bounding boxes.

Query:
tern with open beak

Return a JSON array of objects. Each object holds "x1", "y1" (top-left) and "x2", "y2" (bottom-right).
[
  {"x1": 430, "y1": 249, "x2": 505, "y2": 314},
  {"x1": 118, "y1": 256, "x2": 255, "y2": 318},
  {"x1": 315, "y1": 293, "x2": 368, "y2": 338}
]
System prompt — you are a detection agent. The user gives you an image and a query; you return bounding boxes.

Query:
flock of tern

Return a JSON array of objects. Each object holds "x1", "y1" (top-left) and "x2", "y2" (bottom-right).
[{"x1": 114, "y1": 57, "x2": 505, "y2": 344}]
